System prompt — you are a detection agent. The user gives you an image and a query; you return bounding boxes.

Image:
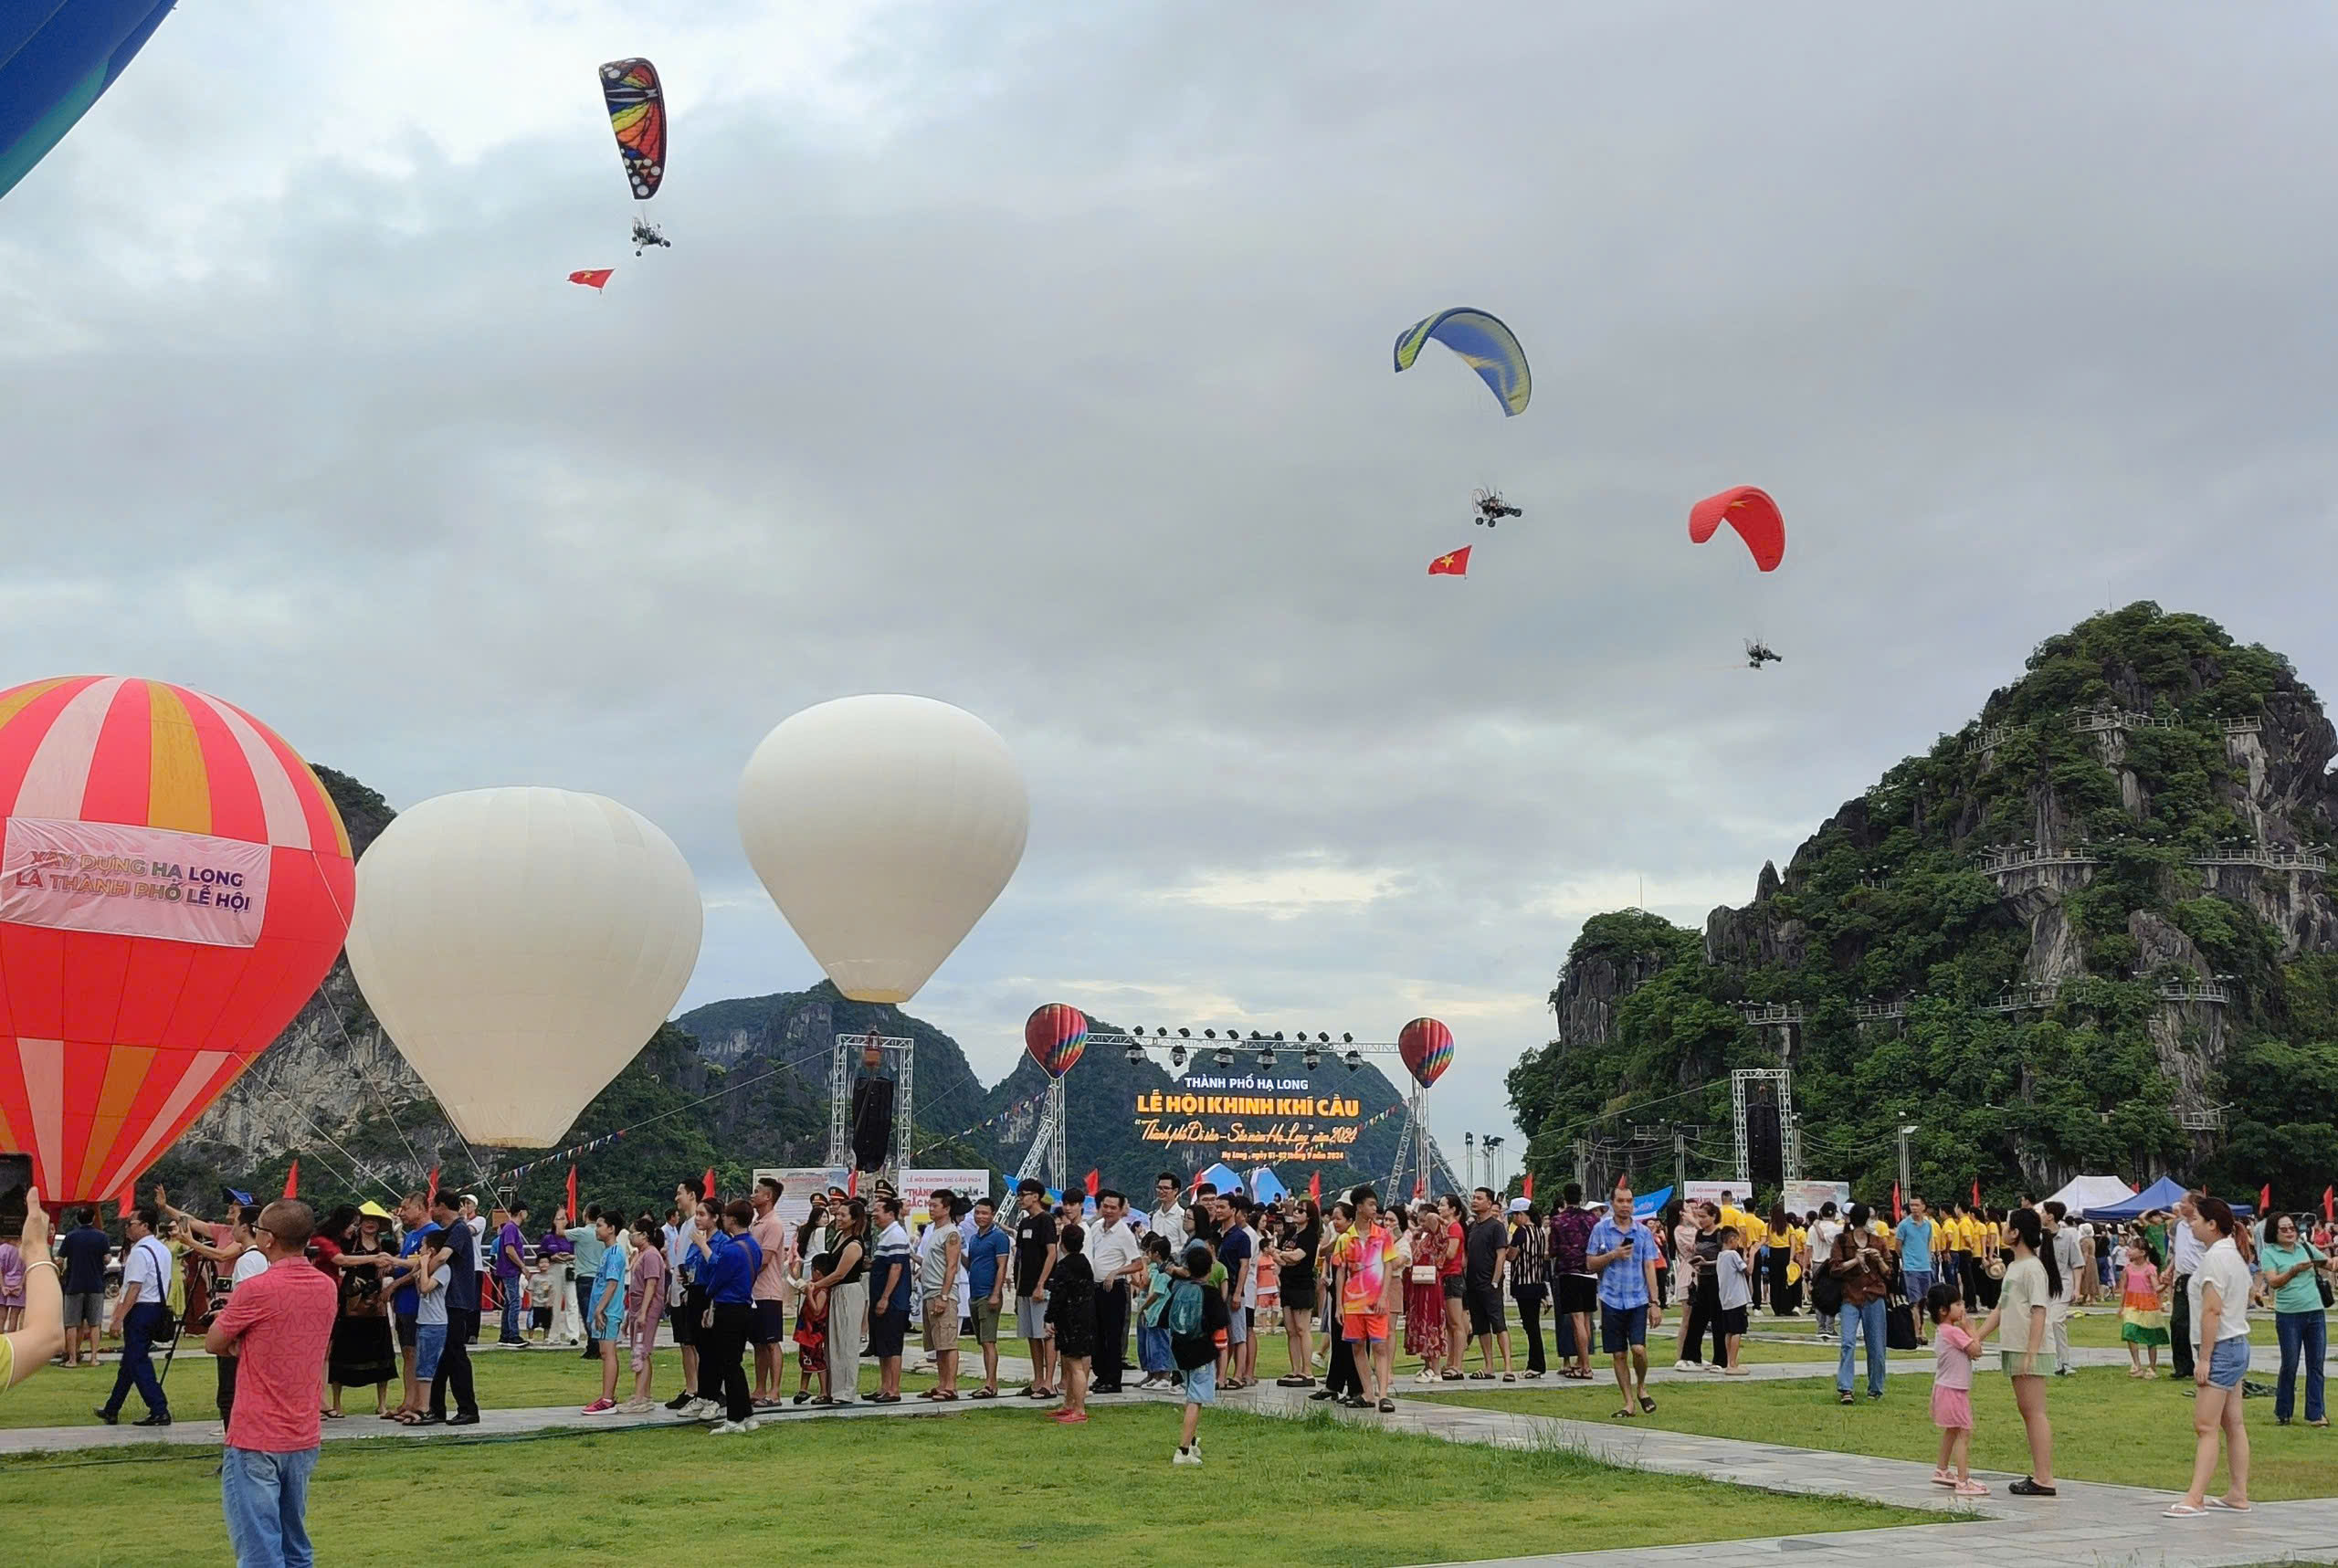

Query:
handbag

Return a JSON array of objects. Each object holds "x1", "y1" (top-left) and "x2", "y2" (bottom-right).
[{"x1": 1408, "y1": 1265, "x2": 1438, "y2": 1285}]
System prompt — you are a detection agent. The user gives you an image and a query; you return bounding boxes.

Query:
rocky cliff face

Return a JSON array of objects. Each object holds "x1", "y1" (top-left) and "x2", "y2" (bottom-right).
[{"x1": 1527, "y1": 605, "x2": 2338, "y2": 1198}]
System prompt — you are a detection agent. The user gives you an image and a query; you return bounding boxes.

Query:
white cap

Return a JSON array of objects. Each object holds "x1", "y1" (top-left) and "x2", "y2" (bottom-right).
[{"x1": 1508, "y1": 1197, "x2": 1533, "y2": 1214}]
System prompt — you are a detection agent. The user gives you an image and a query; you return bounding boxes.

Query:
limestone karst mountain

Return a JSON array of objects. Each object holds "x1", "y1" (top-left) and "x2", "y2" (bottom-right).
[{"x1": 1510, "y1": 605, "x2": 2338, "y2": 1205}]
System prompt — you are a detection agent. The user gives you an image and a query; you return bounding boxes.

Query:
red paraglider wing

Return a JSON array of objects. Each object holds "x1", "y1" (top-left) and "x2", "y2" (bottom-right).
[
  {"x1": 1688, "y1": 487, "x2": 1785, "y2": 574},
  {"x1": 1024, "y1": 1003, "x2": 1088, "y2": 1079},
  {"x1": 0, "y1": 677, "x2": 354, "y2": 1204},
  {"x1": 1396, "y1": 1017, "x2": 1453, "y2": 1089}
]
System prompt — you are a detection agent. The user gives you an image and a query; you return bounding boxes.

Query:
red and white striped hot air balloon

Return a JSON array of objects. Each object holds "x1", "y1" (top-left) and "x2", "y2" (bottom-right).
[{"x1": 0, "y1": 677, "x2": 354, "y2": 1204}]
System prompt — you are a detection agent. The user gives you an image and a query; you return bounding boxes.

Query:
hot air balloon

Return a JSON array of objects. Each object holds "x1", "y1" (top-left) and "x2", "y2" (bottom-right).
[
  {"x1": 1025, "y1": 1004, "x2": 1088, "y2": 1079},
  {"x1": 344, "y1": 788, "x2": 702, "y2": 1148},
  {"x1": 1397, "y1": 1017, "x2": 1454, "y2": 1089},
  {"x1": 1, "y1": 1, "x2": 177, "y2": 204},
  {"x1": 0, "y1": 676, "x2": 354, "y2": 1204},
  {"x1": 1393, "y1": 307, "x2": 1531, "y2": 416},
  {"x1": 737, "y1": 695, "x2": 1028, "y2": 1005},
  {"x1": 1688, "y1": 487, "x2": 1786, "y2": 574}
]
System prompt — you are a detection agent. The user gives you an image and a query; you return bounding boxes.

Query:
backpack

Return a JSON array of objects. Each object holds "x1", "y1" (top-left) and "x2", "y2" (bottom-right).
[{"x1": 1170, "y1": 1281, "x2": 1227, "y2": 1371}]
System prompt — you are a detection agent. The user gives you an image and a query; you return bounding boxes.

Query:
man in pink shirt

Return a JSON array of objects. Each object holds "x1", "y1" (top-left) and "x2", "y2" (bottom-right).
[
  {"x1": 206, "y1": 1201, "x2": 339, "y2": 1568},
  {"x1": 749, "y1": 1176, "x2": 791, "y2": 1408}
]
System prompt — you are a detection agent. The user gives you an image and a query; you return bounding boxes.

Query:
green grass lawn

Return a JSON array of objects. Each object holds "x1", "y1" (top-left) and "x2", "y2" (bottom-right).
[
  {"x1": 1419, "y1": 1364, "x2": 2338, "y2": 1501},
  {"x1": 0, "y1": 1405, "x2": 1934, "y2": 1568},
  {"x1": 0, "y1": 1346, "x2": 953, "y2": 1431},
  {"x1": 1745, "y1": 1306, "x2": 2324, "y2": 1352},
  {"x1": 3, "y1": 1314, "x2": 1915, "y2": 1433}
]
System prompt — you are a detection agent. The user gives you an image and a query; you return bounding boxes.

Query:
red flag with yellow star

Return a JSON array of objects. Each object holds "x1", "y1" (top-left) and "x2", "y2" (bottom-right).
[{"x1": 1427, "y1": 546, "x2": 1471, "y2": 576}]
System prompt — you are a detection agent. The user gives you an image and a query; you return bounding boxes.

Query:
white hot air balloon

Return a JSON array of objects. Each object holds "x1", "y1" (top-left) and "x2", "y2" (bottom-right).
[
  {"x1": 345, "y1": 787, "x2": 704, "y2": 1147},
  {"x1": 738, "y1": 695, "x2": 1028, "y2": 1004}
]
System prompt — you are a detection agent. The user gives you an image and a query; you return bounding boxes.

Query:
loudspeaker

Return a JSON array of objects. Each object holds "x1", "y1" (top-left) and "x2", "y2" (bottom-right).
[
  {"x1": 1747, "y1": 1101, "x2": 1784, "y2": 1185},
  {"x1": 850, "y1": 1077, "x2": 895, "y2": 1173}
]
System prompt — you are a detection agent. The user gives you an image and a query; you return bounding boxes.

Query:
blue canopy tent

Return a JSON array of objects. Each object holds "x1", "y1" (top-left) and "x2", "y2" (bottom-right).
[
  {"x1": 2082, "y1": 1176, "x2": 2252, "y2": 1222},
  {"x1": 1634, "y1": 1185, "x2": 1672, "y2": 1218}
]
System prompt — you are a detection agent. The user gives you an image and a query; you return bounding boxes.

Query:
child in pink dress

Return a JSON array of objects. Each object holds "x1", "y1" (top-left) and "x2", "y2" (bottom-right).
[{"x1": 1927, "y1": 1285, "x2": 1986, "y2": 1496}]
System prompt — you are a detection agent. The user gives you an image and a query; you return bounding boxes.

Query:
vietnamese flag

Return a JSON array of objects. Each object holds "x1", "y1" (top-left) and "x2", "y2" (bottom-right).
[
  {"x1": 1308, "y1": 1171, "x2": 1321, "y2": 1203},
  {"x1": 282, "y1": 1161, "x2": 299, "y2": 1201},
  {"x1": 1522, "y1": 1172, "x2": 1534, "y2": 1201},
  {"x1": 2260, "y1": 1183, "x2": 2271, "y2": 1215},
  {"x1": 703, "y1": 1168, "x2": 716, "y2": 1201},
  {"x1": 1084, "y1": 1169, "x2": 1099, "y2": 1198},
  {"x1": 1428, "y1": 546, "x2": 1471, "y2": 577},
  {"x1": 568, "y1": 268, "x2": 614, "y2": 289}
]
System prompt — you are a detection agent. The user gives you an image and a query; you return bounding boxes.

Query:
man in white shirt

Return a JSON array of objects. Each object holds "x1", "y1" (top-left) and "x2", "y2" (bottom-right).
[
  {"x1": 458, "y1": 1195, "x2": 490, "y2": 1345},
  {"x1": 2042, "y1": 1201, "x2": 2083, "y2": 1375},
  {"x1": 1086, "y1": 1190, "x2": 1143, "y2": 1393},
  {"x1": 1147, "y1": 1173, "x2": 1189, "y2": 1254},
  {"x1": 96, "y1": 1205, "x2": 175, "y2": 1426}
]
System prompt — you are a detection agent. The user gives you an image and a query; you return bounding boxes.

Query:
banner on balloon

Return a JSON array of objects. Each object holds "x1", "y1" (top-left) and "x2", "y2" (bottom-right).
[{"x1": 0, "y1": 818, "x2": 270, "y2": 947}]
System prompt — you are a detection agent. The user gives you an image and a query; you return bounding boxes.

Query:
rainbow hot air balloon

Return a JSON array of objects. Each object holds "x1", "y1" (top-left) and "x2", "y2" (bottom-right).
[
  {"x1": 1397, "y1": 1017, "x2": 1454, "y2": 1089},
  {"x1": 1025, "y1": 1004, "x2": 1088, "y2": 1079},
  {"x1": 0, "y1": 677, "x2": 354, "y2": 1203}
]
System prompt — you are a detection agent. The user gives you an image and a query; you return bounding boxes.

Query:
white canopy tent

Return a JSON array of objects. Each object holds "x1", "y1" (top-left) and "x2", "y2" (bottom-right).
[{"x1": 2042, "y1": 1173, "x2": 2136, "y2": 1214}]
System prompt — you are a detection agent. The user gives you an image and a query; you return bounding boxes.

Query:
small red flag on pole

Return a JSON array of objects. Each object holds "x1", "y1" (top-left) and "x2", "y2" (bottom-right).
[
  {"x1": 1522, "y1": 1172, "x2": 1534, "y2": 1201},
  {"x1": 1972, "y1": 1177, "x2": 1982, "y2": 1208},
  {"x1": 567, "y1": 268, "x2": 614, "y2": 290},
  {"x1": 1084, "y1": 1169, "x2": 1100, "y2": 1198},
  {"x1": 1308, "y1": 1171, "x2": 1321, "y2": 1203},
  {"x1": 848, "y1": 1170, "x2": 858, "y2": 1196},
  {"x1": 565, "y1": 1164, "x2": 578, "y2": 1225},
  {"x1": 2260, "y1": 1183, "x2": 2271, "y2": 1215},
  {"x1": 2323, "y1": 1185, "x2": 2333, "y2": 1223},
  {"x1": 427, "y1": 1166, "x2": 440, "y2": 1207},
  {"x1": 1427, "y1": 546, "x2": 1471, "y2": 577},
  {"x1": 1890, "y1": 1182, "x2": 1902, "y2": 1223},
  {"x1": 282, "y1": 1160, "x2": 299, "y2": 1201},
  {"x1": 702, "y1": 1168, "x2": 716, "y2": 1202}
]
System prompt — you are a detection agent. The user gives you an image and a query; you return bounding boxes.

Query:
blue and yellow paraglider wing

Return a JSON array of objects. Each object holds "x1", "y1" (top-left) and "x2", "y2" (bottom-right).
[
  {"x1": 0, "y1": 0, "x2": 178, "y2": 202},
  {"x1": 1393, "y1": 307, "x2": 1531, "y2": 416}
]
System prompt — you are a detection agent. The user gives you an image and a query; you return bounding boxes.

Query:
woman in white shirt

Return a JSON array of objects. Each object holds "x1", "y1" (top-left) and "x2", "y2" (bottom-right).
[
  {"x1": 1977, "y1": 1206, "x2": 2059, "y2": 1496},
  {"x1": 2169, "y1": 1195, "x2": 2255, "y2": 1517}
]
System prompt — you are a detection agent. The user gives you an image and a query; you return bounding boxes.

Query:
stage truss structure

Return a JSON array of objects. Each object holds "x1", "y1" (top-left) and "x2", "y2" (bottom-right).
[
  {"x1": 1729, "y1": 1067, "x2": 1798, "y2": 1187},
  {"x1": 828, "y1": 1032, "x2": 915, "y2": 1191}
]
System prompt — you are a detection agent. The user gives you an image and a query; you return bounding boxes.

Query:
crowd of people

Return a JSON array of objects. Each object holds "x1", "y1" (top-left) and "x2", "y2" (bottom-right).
[{"x1": 3, "y1": 1170, "x2": 2333, "y2": 1561}]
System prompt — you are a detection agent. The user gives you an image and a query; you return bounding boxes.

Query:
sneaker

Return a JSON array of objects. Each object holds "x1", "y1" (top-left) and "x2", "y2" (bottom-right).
[
  {"x1": 618, "y1": 1398, "x2": 657, "y2": 1415},
  {"x1": 1672, "y1": 1360, "x2": 1700, "y2": 1372},
  {"x1": 742, "y1": 1415, "x2": 763, "y2": 1432},
  {"x1": 709, "y1": 1420, "x2": 746, "y2": 1436},
  {"x1": 582, "y1": 1397, "x2": 617, "y2": 1415},
  {"x1": 683, "y1": 1399, "x2": 720, "y2": 1420},
  {"x1": 663, "y1": 1392, "x2": 694, "y2": 1411},
  {"x1": 1173, "y1": 1446, "x2": 1202, "y2": 1466}
]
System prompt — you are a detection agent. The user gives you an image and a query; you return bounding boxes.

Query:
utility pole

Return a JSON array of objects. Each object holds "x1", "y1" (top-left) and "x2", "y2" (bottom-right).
[
  {"x1": 1484, "y1": 1135, "x2": 1505, "y2": 1193},
  {"x1": 1463, "y1": 1131, "x2": 1476, "y2": 1191},
  {"x1": 1673, "y1": 1128, "x2": 1687, "y2": 1197},
  {"x1": 1897, "y1": 1123, "x2": 1919, "y2": 1202},
  {"x1": 1573, "y1": 1137, "x2": 1590, "y2": 1197}
]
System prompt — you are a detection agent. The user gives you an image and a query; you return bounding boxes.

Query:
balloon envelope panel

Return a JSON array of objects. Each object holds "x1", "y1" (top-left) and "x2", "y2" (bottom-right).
[{"x1": 0, "y1": 1, "x2": 177, "y2": 202}]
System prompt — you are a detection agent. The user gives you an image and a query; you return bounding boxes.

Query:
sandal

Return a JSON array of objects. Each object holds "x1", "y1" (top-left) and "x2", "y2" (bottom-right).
[
  {"x1": 1954, "y1": 1480, "x2": 1989, "y2": 1497},
  {"x1": 1611, "y1": 1407, "x2": 1638, "y2": 1419},
  {"x1": 969, "y1": 1388, "x2": 997, "y2": 1399},
  {"x1": 2206, "y1": 1498, "x2": 2253, "y2": 1513},
  {"x1": 1638, "y1": 1395, "x2": 1656, "y2": 1413},
  {"x1": 1376, "y1": 1398, "x2": 1395, "y2": 1413},
  {"x1": 2164, "y1": 1503, "x2": 2208, "y2": 1518},
  {"x1": 2008, "y1": 1478, "x2": 2057, "y2": 1497},
  {"x1": 1501, "y1": 1373, "x2": 1517, "y2": 1383}
]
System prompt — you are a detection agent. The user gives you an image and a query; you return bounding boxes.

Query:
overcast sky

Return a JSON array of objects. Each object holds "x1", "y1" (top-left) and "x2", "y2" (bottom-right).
[{"x1": 6, "y1": 3, "x2": 2335, "y2": 1175}]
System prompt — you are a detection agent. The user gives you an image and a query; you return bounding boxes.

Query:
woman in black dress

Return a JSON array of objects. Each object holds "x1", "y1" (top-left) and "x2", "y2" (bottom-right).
[
  {"x1": 1047, "y1": 1224, "x2": 1097, "y2": 1423},
  {"x1": 326, "y1": 1206, "x2": 399, "y2": 1417}
]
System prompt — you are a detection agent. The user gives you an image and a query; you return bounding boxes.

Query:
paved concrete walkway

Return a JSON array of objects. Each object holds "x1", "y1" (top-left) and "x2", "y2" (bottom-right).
[{"x1": 5, "y1": 1352, "x2": 2330, "y2": 1567}]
